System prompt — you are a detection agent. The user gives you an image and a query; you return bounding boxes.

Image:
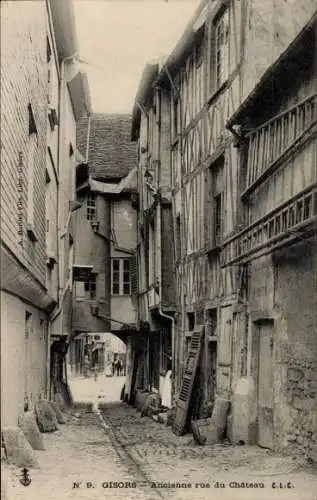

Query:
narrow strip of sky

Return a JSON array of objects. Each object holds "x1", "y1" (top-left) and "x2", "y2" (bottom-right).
[{"x1": 74, "y1": 0, "x2": 200, "y2": 113}]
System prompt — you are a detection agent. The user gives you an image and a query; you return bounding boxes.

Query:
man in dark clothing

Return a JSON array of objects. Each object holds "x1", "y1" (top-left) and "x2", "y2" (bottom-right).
[
  {"x1": 91, "y1": 341, "x2": 99, "y2": 381},
  {"x1": 116, "y1": 359, "x2": 122, "y2": 376}
]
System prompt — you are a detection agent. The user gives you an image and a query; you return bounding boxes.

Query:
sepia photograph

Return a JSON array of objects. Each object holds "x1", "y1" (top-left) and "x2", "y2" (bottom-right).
[{"x1": 0, "y1": 0, "x2": 316, "y2": 498}]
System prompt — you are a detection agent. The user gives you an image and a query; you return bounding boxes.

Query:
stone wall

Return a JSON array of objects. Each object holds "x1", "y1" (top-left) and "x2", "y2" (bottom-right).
[
  {"x1": 230, "y1": 242, "x2": 316, "y2": 456},
  {"x1": 273, "y1": 243, "x2": 317, "y2": 456}
]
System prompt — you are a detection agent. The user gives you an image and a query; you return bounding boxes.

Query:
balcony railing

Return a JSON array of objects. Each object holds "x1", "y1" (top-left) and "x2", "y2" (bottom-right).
[
  {"x1": 222, "y1": 186, "x2": 317, "y2": 266},
  {"x1": 244, "y1": 93, "x2": 317, "y2": 195}
]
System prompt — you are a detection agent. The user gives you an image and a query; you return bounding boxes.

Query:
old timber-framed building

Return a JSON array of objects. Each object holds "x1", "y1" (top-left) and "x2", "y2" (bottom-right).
[
  {"x1": 224, "y1": 13, "x2": 317, "y2": 454},
  {"x1": 1, "y1": 0, "x2": 90, "y2": 426},
  {"x1": 68, "y1": 114, "x2": 138, "y2": 376},
  {"x1": 132, "y1": 0, "x2": 316, "y2": 454},
  {"x1": 131, "y1": 63, "x2": 176, "y2": 397}
]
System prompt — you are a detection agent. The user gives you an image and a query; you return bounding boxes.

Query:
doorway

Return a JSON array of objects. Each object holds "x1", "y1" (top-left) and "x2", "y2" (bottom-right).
[
  {"x1": 257, "y1": 320, "x2": 274, "y2": 449},
  {"x1": 24, "y1": 311, "x2": 32, "y2": 410}
]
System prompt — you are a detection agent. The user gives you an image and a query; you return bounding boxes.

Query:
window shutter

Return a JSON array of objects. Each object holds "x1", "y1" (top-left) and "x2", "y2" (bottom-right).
[
  {"x1": 130, "y1": 253, "x2": 138, "y2": 295},
  {"x1": 172, "y1": 326, "x2": 204, "y2": 436}
]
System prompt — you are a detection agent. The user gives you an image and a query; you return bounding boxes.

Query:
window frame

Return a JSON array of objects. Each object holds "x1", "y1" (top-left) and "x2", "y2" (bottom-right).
[
  {"x1": 111, "y1": 258, "x2": 131, "y2": 296},
  {"x1": 211, "y1": 7, "x2": 230, "y2": 93},
  {"x1": 87, "y1": 193, "x2": 97, "y2": 221},
  {"x1": 26, "y1": 104, "x2": 38, "y2": 241},
  {"x1": 84, "y1": 275, "x2": 97, "y2": 300},
  {"x1": 214, "y1": 191, "x2": 224, "y2": 242},
  {"x1": 208, "y1": 155, "x2": 225, "y2": 248},
  {"x1": 74, "y1": 272, "x2": 97, "y2": 301},
  {"x1": 171, "y1": 93, "x2": 180, "y2": 143}
]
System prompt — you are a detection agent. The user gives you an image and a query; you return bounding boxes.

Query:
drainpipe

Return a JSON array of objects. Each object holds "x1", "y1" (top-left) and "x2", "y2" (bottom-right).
[
  {"x1": 49, "y1": 54, "x2": 78, "y2": 329},
  {"x1": 157, "y1": 201, "x2": 175, "y2": 399},
  {"x1": 156, "y1": 87, "x2": 175, "y2": 402},
  {"x1": 85, "y1": 114, "x2": 91, "y2": 163}
]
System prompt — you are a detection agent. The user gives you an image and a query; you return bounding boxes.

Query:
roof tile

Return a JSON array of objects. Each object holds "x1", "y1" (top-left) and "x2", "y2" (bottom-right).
[{"x1": 76, "y1": 113, "x2": 137, "y2": 181}]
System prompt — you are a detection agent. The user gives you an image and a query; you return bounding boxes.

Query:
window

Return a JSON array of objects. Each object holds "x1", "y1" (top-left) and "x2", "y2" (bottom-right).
[
  {"x1": 46, "y1": 37, "x2": 53, "y2": 105},
  {"x1": 74, "y1": 272, "x2": 97, "y2": 300},
  {"x1": 46, "y1": 36, "x2": 52, "y2": 63},
  {"x1": 45, "y1": 164, "x2": 53, "y2": 254},
  {"x1": 208, "y1": 156, "x2": 224, "y2": 247},
  {"x1": 206, "y1": 309, "x2": 217, "y2": 337},
  {"x1": 75, "y1": 281, "x2": 85, "y2": 299},
  {"x1": 172, "y1": 96, "x2": 179, "y2": 141},
  {"x1": 84, "y1": 275, "x2": 96, "y2": 300},
  {"x1": 175, "y1": 215, "x2": 181, "y2": 261},
  {"x1": 87, "y1": 194, "x2": 96, "y2": 221},
  {"x1": 112, "y1": 258, "x2": 131, "y2": 295},
  {"x1": 112, "y1": 259, "x2": 120, "y2": 295},
  {"x1": 68, "y1": 237, "x2": 74, "y2": 282},
  {"x1": 187, "y1": 312, "x2": 195, "y2": 331},
  {"x1": 27, "y1": 104, "x2": 37, "y2": 239},
  {"x1": 214, "y1": 9, "x2": 229, "y2": 89},
  {"x1": 214, "y1": 192, "x2": 223, "y2": 242}
]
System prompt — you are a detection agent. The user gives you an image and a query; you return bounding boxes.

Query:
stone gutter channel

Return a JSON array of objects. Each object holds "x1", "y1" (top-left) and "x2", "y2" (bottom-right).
[{"x1": 93, "y1": 402, "x2": 165, "y2": 499}]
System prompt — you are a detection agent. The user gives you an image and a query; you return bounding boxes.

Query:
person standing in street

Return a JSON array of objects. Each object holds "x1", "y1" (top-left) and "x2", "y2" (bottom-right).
[
  {"x1": 91, "y1": 341, "x2": 99, "y2": 382},
  {"x1": 116, "y1": 358, "x2": 122, "y2": 376},
  {"x1": 83, "y1": 354, "x2": 90, "y2": 377}
]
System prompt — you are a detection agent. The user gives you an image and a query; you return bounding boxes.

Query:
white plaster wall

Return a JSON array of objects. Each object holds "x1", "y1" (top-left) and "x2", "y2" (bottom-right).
[
  {"x1": 112, "y1": 199, "x2": 137, "y2": 250},
  {"x1": 1, "y1": 291, "x2": 48, "y2": 427},
  {"x1": 111, "y1": 296, "x2": 137, "y2": 331}
]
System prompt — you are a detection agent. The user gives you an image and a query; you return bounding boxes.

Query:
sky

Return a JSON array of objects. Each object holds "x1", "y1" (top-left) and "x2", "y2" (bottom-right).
[{"x1": 74, "y1": 0, "x2": 200, "y2": 114}]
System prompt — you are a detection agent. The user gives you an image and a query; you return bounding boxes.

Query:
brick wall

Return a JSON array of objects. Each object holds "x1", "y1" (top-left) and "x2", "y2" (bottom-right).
[{"x1": 1, "y1": 1, "x2": 47, "y2": 286}]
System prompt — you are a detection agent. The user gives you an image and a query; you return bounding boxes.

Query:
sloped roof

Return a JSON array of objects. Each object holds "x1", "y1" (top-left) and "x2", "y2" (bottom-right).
[
  {"x1": 131, "y1": 63, "x2": 159, "y2": 141},
  {"x1": 76, "y1": 113, "x2": 137, "y2": 181},
  {"x1": 68, "y1": 71, "x2": 91, "y2": 122},
  {"x1": 48, "y1": 0, "x2": 78, "y2": 61},
  {"x1": 89, "y1": 166, "x2": 137, "y2": 194}
]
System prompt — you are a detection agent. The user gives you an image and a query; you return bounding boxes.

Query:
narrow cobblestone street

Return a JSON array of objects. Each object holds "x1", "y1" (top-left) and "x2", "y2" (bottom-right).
[
  {"x1": 2, "y1": 377, "x2": 317, "y2": 500},
  {"x1": 2, "y1": 2, "x2": 317, "y2": 499}
]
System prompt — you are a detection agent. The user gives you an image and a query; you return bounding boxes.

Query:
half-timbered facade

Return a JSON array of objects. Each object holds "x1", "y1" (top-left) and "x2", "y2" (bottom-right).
[
  {"x1": 131, "y1": 64, "x2": 175, "y2": 398},
  {"x1": 153, "y1": 0, "x2": 245, "y2": 418},
  {"x1": 132, "y1": 0, "x2": 316, "y2": 448},
  {"x1": 224, "y1": 12, "x2": 317, "y2": 454}
]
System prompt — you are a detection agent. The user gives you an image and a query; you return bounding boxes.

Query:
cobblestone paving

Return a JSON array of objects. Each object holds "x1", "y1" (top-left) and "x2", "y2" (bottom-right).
[
  {"x1": 100, "y1": 402, "x2": 317, "y2": 500},
  {"x1": 2, "y1": 376, "x2": 317, "y2": 500},
  {"x1": 2, "y1": 409, "x2": 162, "y2": 500}
]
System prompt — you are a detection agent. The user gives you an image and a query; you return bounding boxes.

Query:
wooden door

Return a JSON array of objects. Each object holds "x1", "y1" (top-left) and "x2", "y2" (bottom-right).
[
  {"x1": 258, "y1": 321, "x2": 274, "y2": 449},
  {"x1": 172, "y1": 326, "x2": 204, "y2": 436}
]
